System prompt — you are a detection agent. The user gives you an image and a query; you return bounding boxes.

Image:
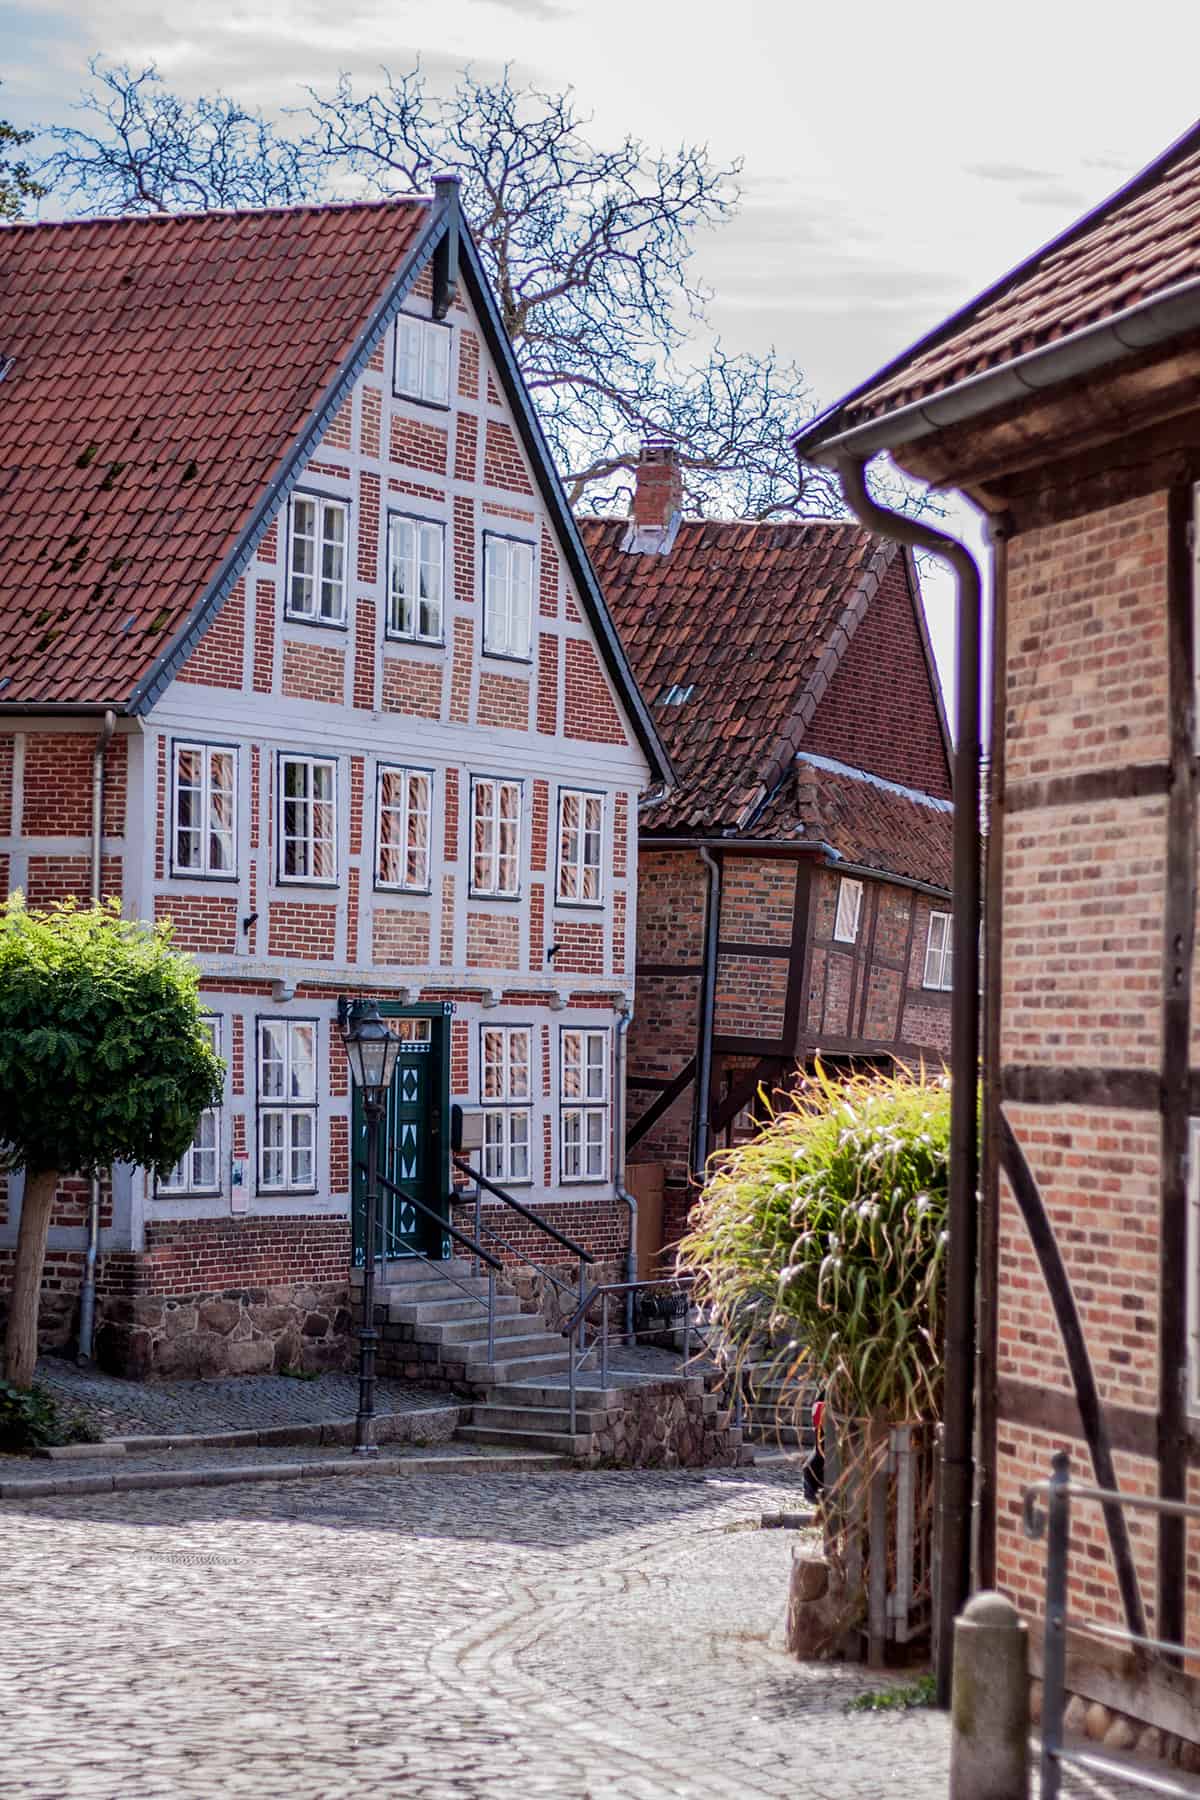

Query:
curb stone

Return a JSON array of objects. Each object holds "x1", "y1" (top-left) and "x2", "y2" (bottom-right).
[
  {"x1": 35, "y1": 1404, "x2": 463, "y2": 1459},
  {"x1": 0, "y1": 1448, "x2": 568, "y2": 1500}
]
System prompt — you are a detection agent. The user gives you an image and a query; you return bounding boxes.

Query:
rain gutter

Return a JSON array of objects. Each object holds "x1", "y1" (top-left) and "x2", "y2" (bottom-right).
[
  {"x1": 823, "y1": 456, "x2": 982, "y2": 1711},
  {"x1": 691, "y1": 847, "x2": 722, "y2": 1181},
  {"x1": 614, "y1": 1002, "x2": 637, "y2": 1340}
]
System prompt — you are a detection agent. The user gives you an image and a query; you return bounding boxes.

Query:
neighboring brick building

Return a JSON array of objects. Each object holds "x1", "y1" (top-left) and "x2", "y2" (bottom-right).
[
  {"x1": 579, "y1": 449, "x2": 954, "y2": 1247},
  {"x1": 795, "y1": 126, "x2": 1200, "y2": 1748},
  {"x1": 0, "y1": 186, "x2": 669, "y2": 1377}
]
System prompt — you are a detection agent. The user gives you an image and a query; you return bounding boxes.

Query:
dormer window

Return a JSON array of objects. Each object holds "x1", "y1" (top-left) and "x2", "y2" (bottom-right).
[
  {"x1": 659, "y1": 683, "x2": 694, "y2": 706},
  {"x1": 394, "y1": 315, "x2": 451, "y2": 407}
]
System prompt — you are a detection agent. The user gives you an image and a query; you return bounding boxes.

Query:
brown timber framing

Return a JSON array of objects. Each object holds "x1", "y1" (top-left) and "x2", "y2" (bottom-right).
[{"x1": 1157, "y1": 479, "x2": 1195, "y2": 1658}]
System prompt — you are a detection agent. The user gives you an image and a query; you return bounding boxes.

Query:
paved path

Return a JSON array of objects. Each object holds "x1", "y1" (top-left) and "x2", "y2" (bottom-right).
[
  {"x1": 35, "y1": 1358, "x2": 447, "y2": 1439},
  {"x1": 0, "y1": 1462, "x2": 1188, "y2": 1799}
]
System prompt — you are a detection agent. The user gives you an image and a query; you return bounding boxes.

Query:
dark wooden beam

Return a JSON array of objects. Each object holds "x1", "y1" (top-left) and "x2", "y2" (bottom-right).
[
  {"x1": 716, "y1": 940, "x2": 793, "y2": 959},
  {"x1": 626, "y1": 1055, "x2": 697, "y2": 1153},
  {"x1": 1002, "y1": 1065, "x2": 1160, "y2": 1110},
  {"x1": 1006, "y1": 762, "x2": 1170, "y2": 815},
  {"x1": 710, "y1": 1057, "x2": 783, "y2": 1136}
]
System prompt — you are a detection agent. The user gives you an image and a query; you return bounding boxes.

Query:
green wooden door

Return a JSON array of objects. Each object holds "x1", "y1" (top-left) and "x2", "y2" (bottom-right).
[{"x1": 352, "y1": 1004, "x2": 452, "y2": 1263}]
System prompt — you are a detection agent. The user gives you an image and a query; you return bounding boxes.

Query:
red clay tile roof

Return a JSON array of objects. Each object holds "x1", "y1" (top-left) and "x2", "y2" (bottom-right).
[
  {"x1": 799, "y1": 122, "x2": 1200, "y2": 439},
  {"x1": 580, "y1": 517, "x2": 892, "y2": 833},
  {"x1": 0, "y1": 199, "x2": 429, "y2": 705},
  {"x1": 753, "y1": 753, "x2": 952, "y2": 890}
]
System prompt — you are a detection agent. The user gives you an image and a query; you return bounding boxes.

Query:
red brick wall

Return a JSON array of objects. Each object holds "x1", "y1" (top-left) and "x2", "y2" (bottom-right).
[
  {"x1": 253, "y1": 578, "x2": 276, "y2": 693},
  {"x1": 466, "y1": 911, "x2": 520, "y2": 969},
  {"x1": 25, "y1": 854, "x2": 122, "y2": 908},
  {"x1": 477, "y1": 671, "x2": 529, "y2": 731},
  {"x1": 281, "y1": 639, "x2": 346, "y2": 704},
  {"x1": 353, "y1": 599, "x2": 377, "y2": 709},
  {"x1": 0, "y1": 735, "x2": 12, "y2": 835},
  {"x1": 564, "y1": 640, "x2": 627, "y2": 745},
  {"x1": 804, "y1": 555, "x2": 951, "y2": 799},
  {"x1": 268, "y1": 902, "x2": 336, "y2": 960},
  {"x1": 382, "y1": 656, "x2": 444, "y2": 718},
  {"x1": 373, "y1": 908, "x2": 432, "y2": 964},
  {"x1": 536, "y1": 634, "x2": 559, "y2": 734},
  {"x1": 389, "y1": 414, "x2": 448, "y2": 477},
  {"x1": 177, "y1": 580, "x2": 246, "y2": 689},
  {"x1": 719, "y1": 858, "x2": 795, "y2": 944},
  {"x1": 154, "y1": 894, "x2": 238, "y2": 955},
  {"x1": 483, "y1": 419, "x2": 533, "y2": 494},
  {"x1": 549, "y1": 917, "x2": 604, "y2": 975},
  {"x1": 24, "y1": 733, "x2": 127, "y2": 837}
]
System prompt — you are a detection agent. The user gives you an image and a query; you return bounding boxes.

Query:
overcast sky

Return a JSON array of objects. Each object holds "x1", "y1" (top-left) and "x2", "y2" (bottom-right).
[{"x1": 5, "y1": 0, "x2": 1199, "y2": 709}]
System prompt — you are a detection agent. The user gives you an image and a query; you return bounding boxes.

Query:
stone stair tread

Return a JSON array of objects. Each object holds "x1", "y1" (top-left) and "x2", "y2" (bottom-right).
[
  {"x1": 470, "y1": 1404, "x2": 611, "y2": 1433},
  {"x1": 466, "y1": 1353, "x2": 573, "y2": 1382},
  {"x1": 456, "y1": 1424, "x2": 591, "y2": 1456}
]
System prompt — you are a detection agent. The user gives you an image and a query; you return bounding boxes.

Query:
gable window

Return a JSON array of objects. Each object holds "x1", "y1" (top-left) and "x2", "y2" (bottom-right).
[
  {"x1": 833, "y1": 877, "x2": 864, "y2": 944},
  {"x1": 172, "y1": 742, "x2": 236, "y2": 878},
  {"x1": 481, "y1": 1025, "x2": 531, "y2": 1184},
  {"x1": 483, "y1": 534, "x2": 533, "y2": 659},
  {"x1": 560, "y1": 1028, "x2": 609, "y2": 1182},
  {"x1": 557, "y1": 789, "x2": 603, "y2": 904},
  {"x1": 387, "y1": 515, "x2": 444, "y2": 642},
  {"x1": 394, "y1": 315, "x2": 451, "y2": 407},
  {"x1": 377, "y1": 766, "x2": 432, "y2": 892},
  {"x1": 279, "y1": 754, "x2": 337, "y2": 883},
  {"x1": 158, "y1": 1019, "x2": 221, "y2": 1193},
  {"x1": 258, "y1": 1019, "x2": 317, "y2": 1192},
  {"x1": 470, "y1": 776, "x2": 521, "y2": 897},
  {"x1": 288, "y1": 494, "x2": 347, "y2": 624},
  {"x1": 923, "y1": 909, "x2": 953, "y2": 991}
]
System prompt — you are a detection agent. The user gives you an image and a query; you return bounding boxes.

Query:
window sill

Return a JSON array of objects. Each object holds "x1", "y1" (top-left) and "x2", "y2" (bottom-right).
[
  {"x1": 383, "y1": 633, "x2": 446, "y2": 652},
  {"x1": 167, "y1": 870, "x2": 240, "y2": 885},
  {"x1": 552, "y1": 898, "x2": 605, "y2": 913},
  {"x1": 480, "y1": 649, "x2": 533, "y2": 669},
  {"x1": 153, "y1": 1189, "x2": 223, "y2": 1201},
  {"x1": 274, "y1": 877, "x2": 341, "y2": 891},
  {"x1": 468, "y1": 890, "x2": 523, "y2": 904},
  {"x1": 282, "y1": 613, "x2": 350, "y2": 634},
  {"x1": 374, "y1": 883, "x2": 434, "y2": 899},
  {"x1": 255, "y1": 1188, "x2": 320, "y2": 1200},
  {"x1": 391, "y1": 390, "x2": 452, "y2": 413}
]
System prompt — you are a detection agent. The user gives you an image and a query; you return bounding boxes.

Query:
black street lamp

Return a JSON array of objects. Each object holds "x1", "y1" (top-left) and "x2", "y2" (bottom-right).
[{"x1": 339, "y1": 999, "x2": 402, "y2": 1455}]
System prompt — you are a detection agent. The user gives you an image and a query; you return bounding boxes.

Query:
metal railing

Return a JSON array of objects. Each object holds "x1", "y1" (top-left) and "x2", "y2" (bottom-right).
[
  {"x1": 1024, "y1": 1450, "x2": 1200, "y2": 1799},
  {"x1": 561, "y1": 1276, "x2": 700, "y2": 1433},
  {"x1": 453, "y1": 1156, "x2": 593, "y2": 1330},
  {"x1": 357, "y1": 1168, "x2": 503, "y2": 1365}
]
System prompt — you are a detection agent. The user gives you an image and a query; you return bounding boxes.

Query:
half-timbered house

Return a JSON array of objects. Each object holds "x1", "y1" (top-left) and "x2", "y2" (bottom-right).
[
  {"x1": 580, "y1": 448, "x2": 954, "y2": 1251},
  {"x1": 0, "y1": 184, "x2": 669, "y2": 1378}
]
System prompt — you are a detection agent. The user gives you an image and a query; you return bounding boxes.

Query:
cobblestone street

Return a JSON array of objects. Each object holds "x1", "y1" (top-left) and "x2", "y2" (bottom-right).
[{"x1": 0, "y1": 1462, "x2": 1187, "y2": 1799}]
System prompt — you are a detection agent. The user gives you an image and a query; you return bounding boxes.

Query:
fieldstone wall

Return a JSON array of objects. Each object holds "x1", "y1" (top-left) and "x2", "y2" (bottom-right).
[
  {"x1": 581, "y1": 1375, "x2": 746, "y2": 1469},
  {"x1": 95, "y1": 1284, "x2": 353, "y2": 1380}
]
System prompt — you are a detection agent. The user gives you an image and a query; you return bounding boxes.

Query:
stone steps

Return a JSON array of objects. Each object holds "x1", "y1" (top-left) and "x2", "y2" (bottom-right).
[
  {"x1": 386, "y1": 1293, "x2": 522, "y2": 1327},
  {"x1": 457, "y1": 1423, "x2": 594, "y2": 1456},
  {"x1": 464, "y1": 1349, "x2": 573, "y2": 1384},
  {"x1": 470, "y1": 1402, "x2": 615, "y2": 1435}
]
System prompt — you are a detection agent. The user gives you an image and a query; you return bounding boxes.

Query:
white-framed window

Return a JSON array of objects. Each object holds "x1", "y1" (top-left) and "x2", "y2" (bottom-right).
[
  {"x1": 833, "y1": 877, "x2": 864, "y2": 944},
  {"x1": 483, "y1": 534, "x2": 533, "y2": 659},
  {"x1": 258, "y1": 1018, "x2": 317, "y2": 1192},
  {"x1": 560, "y1": 1027, "x2": 609, "y2": 1182},
  {"x1": 557, "y1": 789, "x2": 603, "y2": 904},
  {"x1": 287, "y1": 493, "x2": 348, "y2": 624},
  {"x1": 394, "y1": 314, "x2": 452, "y2": 406},
  {"x1": 172, "y1": 741, "x2": 237, "y2": 878},
  {"x1": 481, "y1": 1024, "x2": 531, "y2": 1184},
  {"x1": 923, "y1": 909, "x2": 953, "y2": 991},
  {"x1": 158, "y1": 1018, "x2": 222, "y2": 1193},
  {"x1": 470, "y1": 776, "x2": 522, "y2": 897},
  {"x1": 376, "y1": 765, "x2": 432, "y2": 892},
  {"x1": 279, "y1": 754, "x2": 337, "y2": 883},
  {"x1": 387, "y1": 514, "x2": 444, "y2": 642}
]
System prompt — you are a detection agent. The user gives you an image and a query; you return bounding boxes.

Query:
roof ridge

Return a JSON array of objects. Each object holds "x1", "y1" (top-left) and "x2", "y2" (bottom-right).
[
  {"x1": 1, "y1": 194, "x2": 431, "y2": 234},
  {"x1": 580, "y1": 513, "x2": 869, "y2": 532}
]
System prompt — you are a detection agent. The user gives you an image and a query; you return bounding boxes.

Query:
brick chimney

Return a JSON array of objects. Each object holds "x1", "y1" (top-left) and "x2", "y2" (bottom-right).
[{"x1": 623, "y1": 440, "x2": 683, "y2": 554}]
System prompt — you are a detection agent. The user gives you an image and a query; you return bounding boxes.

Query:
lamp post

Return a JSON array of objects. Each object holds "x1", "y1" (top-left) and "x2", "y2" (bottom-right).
[{"x1": 339, "y1": 999, "x2": 402, "y2": 1455}]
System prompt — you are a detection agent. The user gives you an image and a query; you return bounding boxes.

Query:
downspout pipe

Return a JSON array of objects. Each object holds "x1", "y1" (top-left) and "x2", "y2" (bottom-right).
[
  {"x1": 76, "y1": 709, "x2": 116, "y2": 1365},
  {"x1": 692, "y1": 846, "x2": 722, "y2": 1181},
  {"x1": 832, "y1": 457, "x2": 982, "y2": 1710},
  {"x1": 614, "y1": 1002, "x2": 637, "y2": 1341}
]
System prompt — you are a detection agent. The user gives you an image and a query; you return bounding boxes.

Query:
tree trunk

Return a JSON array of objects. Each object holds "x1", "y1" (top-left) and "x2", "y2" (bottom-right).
[{"x1": 3, "y1": 1168, "x2": 59, "y2": 1388}]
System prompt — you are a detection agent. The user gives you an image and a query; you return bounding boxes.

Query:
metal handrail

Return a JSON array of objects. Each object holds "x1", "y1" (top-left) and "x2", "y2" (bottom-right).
[
  {"x1": 563, "y1": 1276, "x2": 698, "y2": 1433},
  {"x1": 356, "y1": 1167, "x2": 501, "y2": 1364},
  {"x1": 469, "y1": 1210, "x2": 581, "y2": 1298},
  {"x1": 1023, "y1": 1451, "x2": 1200, "y2": 1799},
  {"x1": 453, "y1": 1157, "x2": 596, "y2": 1262}
]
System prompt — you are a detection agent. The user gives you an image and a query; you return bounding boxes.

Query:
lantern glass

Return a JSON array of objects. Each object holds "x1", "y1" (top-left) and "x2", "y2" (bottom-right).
[{"x1": 341, "y1": 1003, "x2": 401, "y2": 1104}]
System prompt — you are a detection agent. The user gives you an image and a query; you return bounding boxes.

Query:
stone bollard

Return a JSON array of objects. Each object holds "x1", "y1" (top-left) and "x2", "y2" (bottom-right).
[{"x1": 949, "y1": 1591, "x2": 1029, "y2": 1800}]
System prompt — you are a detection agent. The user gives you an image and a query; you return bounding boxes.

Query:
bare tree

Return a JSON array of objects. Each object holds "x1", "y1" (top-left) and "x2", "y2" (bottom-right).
[{"x1": 38, "y1": 62, "x2": 844, "y2": 515}]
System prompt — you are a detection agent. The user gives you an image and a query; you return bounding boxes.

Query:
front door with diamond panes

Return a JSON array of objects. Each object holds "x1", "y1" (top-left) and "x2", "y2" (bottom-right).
[{"x1": 352, "y1": 1004, "x2": 451, "y2": 1263}]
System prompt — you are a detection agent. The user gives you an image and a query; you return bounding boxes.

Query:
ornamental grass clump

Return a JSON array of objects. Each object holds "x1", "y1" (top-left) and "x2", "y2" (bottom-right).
[{"x1": 679, "y1": 1063, "x2": 950, "y2": 1426}]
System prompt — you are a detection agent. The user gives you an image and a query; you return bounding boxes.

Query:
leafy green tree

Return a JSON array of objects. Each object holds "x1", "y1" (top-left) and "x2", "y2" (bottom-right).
[
  {"x1": 0, "y1": 898, "x2": 223, "y2": 1387},
  {"x1": 679, "y1": 1063, "x2": 950, "y2": 1426},
  {"x1": 1, "y1": 86, "x2": 45, "y2": 220}
]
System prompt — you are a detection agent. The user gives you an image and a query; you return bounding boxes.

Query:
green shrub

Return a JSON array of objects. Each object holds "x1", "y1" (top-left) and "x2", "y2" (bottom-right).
[
  {"x1": 0, "y1": 1379, "x2": 101, "y2": 1452},
  {"x1": 679, "y1": 1063, "x2": 950, "y2": 1424}
]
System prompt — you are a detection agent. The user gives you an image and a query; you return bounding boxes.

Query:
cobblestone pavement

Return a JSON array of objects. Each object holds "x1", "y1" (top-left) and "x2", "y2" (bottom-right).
[
  {"x1": 34, "y1": 1357, "x2": 447, "y2": 1438},
  {"x1": 1, "y1": 1462, "x2": 1191, "y2": 1799}
]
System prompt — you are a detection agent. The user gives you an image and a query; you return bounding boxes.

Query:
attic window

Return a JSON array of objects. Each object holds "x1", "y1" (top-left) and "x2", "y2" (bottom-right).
[
  {"x1": 394, "y1": 314, "x2": 451, "y2": 407},
  {"x1": 659, "y1": 683, "x2": 694, "y2": 706}
]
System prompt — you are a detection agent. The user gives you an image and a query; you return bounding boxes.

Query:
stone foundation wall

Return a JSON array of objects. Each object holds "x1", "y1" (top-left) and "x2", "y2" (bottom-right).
[
  {"x1": 96, "y1": 1282, "x2": 354, "y2": 1380},
  {"x1": 580, "y1": 1374, "x2": 745, "y2": 1469}
]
